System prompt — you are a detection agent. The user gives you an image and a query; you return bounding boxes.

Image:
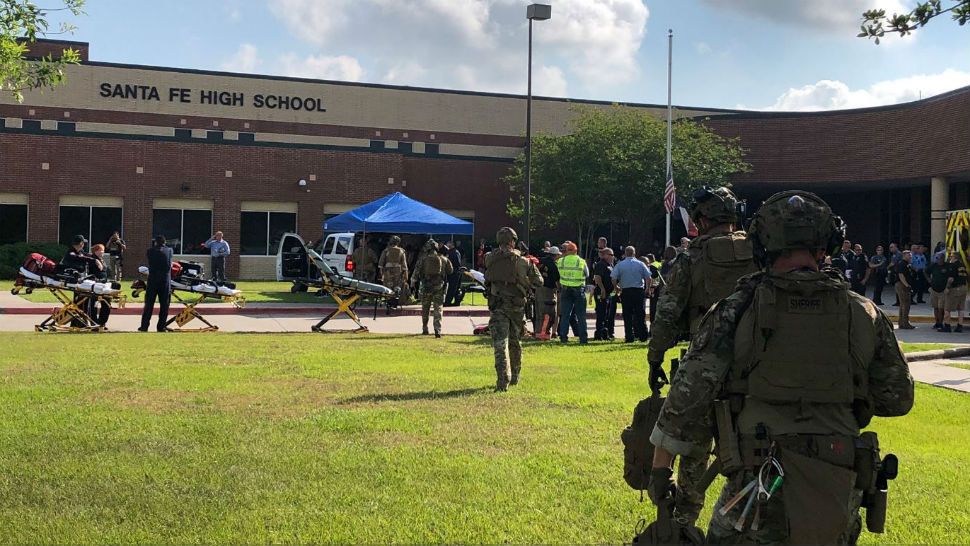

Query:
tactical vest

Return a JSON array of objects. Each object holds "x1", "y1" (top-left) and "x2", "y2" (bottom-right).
[
  {"x1": 384, "y1": 246, "x2": 405, "y2": 266},
  {"x1": 421, "y1": 254, "x2": 444, "y2": 279},
  {"x1": 687, "y1": 231, "x2": 757, "y2": 334},
  {"x1": 557, "y1": 254, "x2": 586, "y2": 287},
  {"x1": 486, "y1": 249, "x2": 527, "y2": 299},
  {"x1": 729, "y1": 278, "x2": 870, "y2": 436}
]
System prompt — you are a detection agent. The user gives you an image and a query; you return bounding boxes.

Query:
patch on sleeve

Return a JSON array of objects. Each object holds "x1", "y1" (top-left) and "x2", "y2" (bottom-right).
[{"x1": 787, "y1": 295, "x2": 824, "y2": 313}]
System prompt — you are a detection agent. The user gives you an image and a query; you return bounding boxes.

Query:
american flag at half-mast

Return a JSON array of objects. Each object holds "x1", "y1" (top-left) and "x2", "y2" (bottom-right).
[{"x1": 663, "y1": 170, "x2": 676, "y2": 214}]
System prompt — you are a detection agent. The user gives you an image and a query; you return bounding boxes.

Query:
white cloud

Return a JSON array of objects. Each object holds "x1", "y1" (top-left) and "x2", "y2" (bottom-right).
[
  {"x1": 534, "y1": 65, "x2": 568, "y2": 97},
  {"x1": 695, "y1": 41, "x2": 712, "y2": 55},
  {"x1": 220, "y1": 44, "x2": 261, "y2": 73},
  {"x1": 267, "y1": 0, "x2": 650, "y2": 96},
  {"x1": 762, "y1": 68, "x2": 970, "y2": 111},
  {"x1": 382, "y1": 61, "x2": 429, "y2": 85},
  {"x1": 700, "y1": 0, "x2": 909, "y2": 32},
  {"x1": 270, "y1": 0, "x2": 354, "y2": 46},
  {"x1": 279, "y1": 53, "x2": 365, "y2": 81},
  {"x1": 535, "y1": 0, "x2": 649, "y2": 87}
]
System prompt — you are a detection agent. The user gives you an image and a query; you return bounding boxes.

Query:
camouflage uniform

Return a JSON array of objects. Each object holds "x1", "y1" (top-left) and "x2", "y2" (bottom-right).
[
  {"x1": 646, "y1": 188, "x2": 758, "y2": 524},
  {"x1": 413, "y1": 241, "x2": 453, "y2": 336},
  {"x1": 379, "y1": 237, "x2": 409, "y2": 295},
  {"x1": 650, "y1": 191, "x2": 914, "y2": 544},
  {"x1": 352, "y1": 243, "x2": 378, "y2": 282},
  {"x1": 486, "y1": 228, "x2": 542, "y2": 391}
]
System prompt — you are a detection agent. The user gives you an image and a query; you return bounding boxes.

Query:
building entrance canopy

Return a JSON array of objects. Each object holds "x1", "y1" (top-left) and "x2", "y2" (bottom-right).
[{"x1": 323, "y1": 192, "x2": 474, "y2": 235}]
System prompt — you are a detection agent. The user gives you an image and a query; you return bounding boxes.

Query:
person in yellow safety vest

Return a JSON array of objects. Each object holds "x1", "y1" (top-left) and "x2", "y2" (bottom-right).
[{"x1": 556, "y1": 241, "x2": 589, "y2": 344}]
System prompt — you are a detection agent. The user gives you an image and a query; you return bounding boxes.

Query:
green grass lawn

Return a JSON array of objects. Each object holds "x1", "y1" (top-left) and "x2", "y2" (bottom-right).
[
  {"x1": 0, "y1": 334, "x2": 965, "y2": 543},
  {"x1": 899, "y1": 342, "x2": 956, "y2": 353}
]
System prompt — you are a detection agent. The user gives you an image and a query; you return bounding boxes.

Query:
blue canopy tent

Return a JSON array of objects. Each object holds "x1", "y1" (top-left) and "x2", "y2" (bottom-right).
[{"x1": 323, "y1": 192, "x2": 473, "y2": 235}]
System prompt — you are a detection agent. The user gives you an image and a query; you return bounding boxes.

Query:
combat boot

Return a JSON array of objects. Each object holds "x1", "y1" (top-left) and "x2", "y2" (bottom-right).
[
  {"x1": 434, "y1": 330, "x2": 441, "y2": 338},
  {"x1": 494, "y1": 383, "x2": 508, "y2": 392},
  {"x1": 957, "y1": 324, "x2": 964, "y2": 333},
  {"x1": 510, "y1": 373, "x2": 519, "y2": 386},
  {"x1": 942, "y1": 323, "x2": 952, "y2": 333}
]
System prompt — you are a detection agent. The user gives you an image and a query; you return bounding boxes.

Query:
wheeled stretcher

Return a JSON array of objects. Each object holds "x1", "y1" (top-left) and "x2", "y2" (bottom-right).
[
  {"x1": 132, "y1": 261, "x2": 245, "y2": 332},
  {"x1": 305, "y1": 249, "x2": 397, "y2": 333},
  {"x1": 12, "y1": 253, "x2": 126, "y2": 333}
]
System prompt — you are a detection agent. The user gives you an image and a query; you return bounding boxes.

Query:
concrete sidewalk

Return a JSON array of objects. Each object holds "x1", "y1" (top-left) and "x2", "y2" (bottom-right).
[
  {"x1": 908, "y1": 357, "x2": 970, "y2": 393},
  {"x1": 0, "y1": 311, "x2": 608, "y2": 337}
]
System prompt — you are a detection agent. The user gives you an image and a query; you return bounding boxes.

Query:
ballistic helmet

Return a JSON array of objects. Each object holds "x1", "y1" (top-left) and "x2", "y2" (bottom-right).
[
  {"x1": 690, "y1": 186, "x2": 740, "y2": 226},
  {"x1": 748, "y1": 190, "x2": 845, "y2": 264},
  {"x1": 423, "y1": 238, "x2": 438, "y2": 252},
  {"x1": 389, "y1": 235, "x2": 401, "y2": 245},
  {"x1": 496, "y1": 227, "x2": 518, "y2": 245}
]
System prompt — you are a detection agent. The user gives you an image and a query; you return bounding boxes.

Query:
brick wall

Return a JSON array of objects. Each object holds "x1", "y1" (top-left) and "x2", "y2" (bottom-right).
[
  {"x1": 703, "y1": 88, "x2": 970, "y2": 185},
  {"x1": 21, "y1": 39, "x2": 89, "y2": 61},
  {"x1": 0, "y1": 132, "x2": 513, "y2": 277}
]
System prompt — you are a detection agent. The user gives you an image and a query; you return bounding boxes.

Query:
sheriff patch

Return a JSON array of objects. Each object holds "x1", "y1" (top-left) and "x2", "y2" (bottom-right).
[{"x1": 787, "y1": 296, "x2": 824, "y2": 313}]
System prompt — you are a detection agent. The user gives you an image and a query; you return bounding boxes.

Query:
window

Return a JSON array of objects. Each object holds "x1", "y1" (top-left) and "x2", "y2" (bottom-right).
[
  {"x1": 58, "y1": 206, "x2": 123, "y2": 246},
  {"x1": 0, "y1": 204, "x2": 28, "y2": 244},
  {"x1": 152, "y1": 208, "x2": 212, "y2": 254},
  {"x1": 240, "y1": 211, "x2": 297, "y2": 255},
  {"x1": 269, "y1": 212, "x2": 296, "y2": 255},
  {"x1": 335, "y1": 235, "x2": 351, "y2": 255}
]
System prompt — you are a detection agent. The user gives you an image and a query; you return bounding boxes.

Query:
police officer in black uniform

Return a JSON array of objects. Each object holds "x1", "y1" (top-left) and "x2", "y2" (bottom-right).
[{"x1": 139, "y1": 235, "x2": 174, "y2": 332}]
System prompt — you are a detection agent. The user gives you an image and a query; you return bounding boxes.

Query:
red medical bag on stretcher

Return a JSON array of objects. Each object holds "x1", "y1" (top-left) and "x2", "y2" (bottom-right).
[
  {"x1": 23, "y1": 253, "x2": 56, "y2": 276},
  {"x1": 170, "y1": 261, "x2": 183, "y2": 280}
]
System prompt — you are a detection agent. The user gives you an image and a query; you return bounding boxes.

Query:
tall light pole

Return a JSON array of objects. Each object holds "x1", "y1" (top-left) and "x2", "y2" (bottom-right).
[{"x1": 524, "y1": 3, "x2": 550, "y2": 251}]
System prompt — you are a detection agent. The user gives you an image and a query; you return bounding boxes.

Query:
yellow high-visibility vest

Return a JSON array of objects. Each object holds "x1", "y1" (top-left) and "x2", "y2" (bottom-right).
[{"x1": 557, "y1": 254, "x2": 587, "y2": 287}]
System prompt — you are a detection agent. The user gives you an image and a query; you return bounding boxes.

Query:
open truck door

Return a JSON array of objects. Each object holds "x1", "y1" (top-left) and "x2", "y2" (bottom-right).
[{"x1": 276, "y1": 232, "x2": 319, "y2": 291}]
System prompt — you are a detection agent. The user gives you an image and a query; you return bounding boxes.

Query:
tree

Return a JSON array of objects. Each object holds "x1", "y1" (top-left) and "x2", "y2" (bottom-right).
[
  {"x1": 1, "y1": 0, "x2": 85, "y2": 102},
  {"x1": 860, "y1": 0, "x2": 970, "y2": 43},
  {"x1": 506, "y1": 106, "x2": 749, "y2": 251}
]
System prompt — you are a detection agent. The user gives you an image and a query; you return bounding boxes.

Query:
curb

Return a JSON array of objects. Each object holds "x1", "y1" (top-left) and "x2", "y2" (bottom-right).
[
  {"x1": 0, "y1": 305, "x2": 600, "y2": 319},
  {"x1": 906, "y1": 346, "x2": 970, "y2": 362}
]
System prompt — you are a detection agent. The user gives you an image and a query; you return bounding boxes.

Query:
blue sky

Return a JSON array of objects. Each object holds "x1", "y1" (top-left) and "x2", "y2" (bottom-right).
[{"x1": 46, "y1": 0, "x2": 970, "y2": 111}]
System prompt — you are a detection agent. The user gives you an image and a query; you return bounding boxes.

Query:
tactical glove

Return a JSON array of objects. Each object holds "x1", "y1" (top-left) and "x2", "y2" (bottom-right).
[
  {"x1": 647, "y1": 467, "x2": 675, "y2": 505},
  {"x1": 648, "y1": 360, "x2": 669, "y2": 396}
]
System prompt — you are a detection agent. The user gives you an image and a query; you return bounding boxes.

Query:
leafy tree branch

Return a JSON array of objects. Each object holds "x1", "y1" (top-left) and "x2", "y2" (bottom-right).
[
  {"x1": 1, "y1": 0, "x2": 85, "y2": 102},
  {"x1": 860, "y1": 0, "x2": 970, "y2": 43}
]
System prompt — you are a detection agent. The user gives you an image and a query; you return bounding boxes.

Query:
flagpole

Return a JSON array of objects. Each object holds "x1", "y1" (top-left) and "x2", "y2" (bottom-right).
[{"x1": 665, "y1": 28, "x2": 673, "y2": 247}]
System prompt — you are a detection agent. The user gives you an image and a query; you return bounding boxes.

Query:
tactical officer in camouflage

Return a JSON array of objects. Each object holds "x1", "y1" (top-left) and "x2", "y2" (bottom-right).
[
  {"x1": 412, "y1": 239, "x2": 453, "y2": 337},
  {"x1": 648, "y1": 191, "x2": 914, "y2": 544},
  {"x1": 485, "y1": 227, "x2": 543, "y2": 392},
  {"x1": 351, "y1": 235, "x2": 378, "y2": 282},
  {"x1": 379, "y1": 235, "x2": 409, "y2": 297},
  {"x1": 646, "y1": 186, "x2": 759, "y2": 525}
]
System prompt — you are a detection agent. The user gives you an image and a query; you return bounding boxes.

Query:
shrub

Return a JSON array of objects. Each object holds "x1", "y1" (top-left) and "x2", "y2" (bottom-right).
[{"x1": 0, "y1": 242, "x2": 68, "y2": 279}]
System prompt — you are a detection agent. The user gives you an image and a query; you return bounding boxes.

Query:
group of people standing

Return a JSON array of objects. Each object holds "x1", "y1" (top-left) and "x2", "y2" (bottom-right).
[
  {"x1": 830, "y1": 240, "x2": 968, "y2": 331},
  {"x1": 351, "y1": 235, "x2": 464, "y2": 337},
  {"x1": 55, "y1": 230, "x2": 233, "y2": 332},
  {"x1": 529, "y1": 237, "x2": 664, "y2": 346},
  {"x1": 60, "y1": 233, "x2": 125, "y2": 326}
]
